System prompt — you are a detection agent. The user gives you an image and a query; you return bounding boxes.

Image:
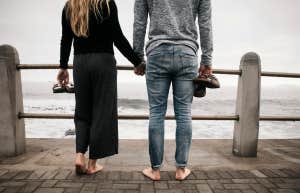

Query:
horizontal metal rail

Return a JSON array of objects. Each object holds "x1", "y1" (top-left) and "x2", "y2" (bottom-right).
[
  {"x1": 17, "y1": 64, "x2": 241, "y2": 75},
  {"x1": 18, "y1": 113, "x2": 300, "y2": 121},
  {"x1": 19, "y1": 113, "x2": 238, "y2": 121},
  {"x1": 17, "y1": 64, "x2": 300, "y2": 78}
]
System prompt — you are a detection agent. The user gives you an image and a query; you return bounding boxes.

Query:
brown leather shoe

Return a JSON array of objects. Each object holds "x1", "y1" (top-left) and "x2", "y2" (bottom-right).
[
  {"x1": 194, "y1": 84, "x2": 206, "y2": 98},
  {"x1": 194, "y1": 74, "x2": 220, "y2": 89}
]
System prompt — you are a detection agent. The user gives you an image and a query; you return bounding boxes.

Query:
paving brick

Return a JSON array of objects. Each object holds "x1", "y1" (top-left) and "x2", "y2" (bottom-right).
[
  {"x1": 96, "y1": 190, "x2": 124, "y2": 193},
  {"x1": 184, "y1": 190, "x2": 199, "y2": 193},
  {"x1": 154, "y1": 181, "x2": 168, "y2": 189},
  {"x1": 124, "y1": 190, "x2": 139, "y2": 193},
  {"x1": 241, "y1": 190, "x2": 256, "y2": 193},
  {"x1": 270, "y1": 169, "x2": 289, "y2": 177},
  {"x1": 2, "y1": 187, "x2": 21, "y2": 193},
  {"x1": 193, "y1": 171, "x2": 208, "y2": 180},
  {"x1": 112, "y1": 184, "x2": 139, "y2": 190},
  {"x1": 40, "y1": 180, "x2": 58, "y2": 188},
  {"x1": 249, "y1": 184, "x2": 270, "y2": 193},
  {"x1": 181, "y1": 179, "x2": 206, "y2": 184},
  {"x1": 260, "y1": 169, "x2": 280, "y2": 178},
  {"x1": 250, "y1": 170, "x2": 267, "y2": 178},
  {"x1": 97, "y1": 181, "x2": 113, "y2": 189},
  {"x1": 33, "y1": 188, "x2": 64, "y2": 193},
  {"x1": 28, "y1": 171, "x2": 47, "y2": 180},
  {"x1": 226, "y1": 171, "x2": 243, "y2": 179},
  {"x1": 281, "y1": 178, "x2": 300, "y2": 183},
  {"x1": 94, "y1": 172, "x2": 106, "y2": 180},
  {"x1": 80, "y1": 183, "x2": 97, "y2": 193},
  {"x1": 267, "y1": 178, "x2": 283, "y2": 184},
  {"x1": 232, "y1": 179, "x2": 257, "y2": 184},
  {"x1": 54, "y1": 170, "x2": 71, "y2": 180},
  {"x1": 120, "y1": 172, "x2": 133, "y2": 180},
  {"x1": 207, "y1": 180, "x2": 224, "y2": 190},
  {"x1": 217, "y1": 171, "x2": 232, "y2": 179},
  {"x1": 270, "y1": 189, "x2": 298, "y2": 193},
  {"x1": 239, "y1": 171, "x2": 256, "y2": 178},
  {"x1": 156, "y1": 190, "x2": 184, "y2": 193},
  {"x1": 13, "y1": 171, "x2": 33, "y2": 180},
  {"x1": 214, "y1": 190, "x2": 242, "y2": 193},
  {"x1": 223, "y1": 184, "x2": 250, "y2": 190},
  {"x1": 55, "y1": 181, "x2": 83, "y2": 188},
  {"x1": 107, "y1": 171, "x2": 121, "y2": 180},
  {"x1": 276, "y1": 183, "x2": 300, "y2": 189},
  {"x1": 0, "y1": 181, "x2": 26, "y2": 187},
  {"x1": 256, "y1": 178, "x2": 276, "y2": 188},
  {"x1": 160, "y1": 172, "x2": 170, "y2": 180},
  {"x1": 132, "y1": 172, "x2": 145, "y2": 181},
  {"x1": 0, "y1": 171, "x2": 19, "y2": 180},
  {"x1": 218, "y1": 179, "x2": 233, "y2": 184},
  {"x1": 140, "y1": 184, "x2": 154, "y2": 193},
  {"x1": 196, "y1": 184, "x2": 213, "y2": 193},
  {"x1": 64, "y1": 188, "x2": 81, "y2": 193},
  {"x1": 19, "y1": 181, "x2": 41, "y2": 193},
  {"x1": 279, "y1": 169, "x2": 299, "y2": 178},
  {"x1": 66, "y1": 171, "x2": 81, "y2": 180},
  {"x1": 206, "y1": 171, "x2": 221, "y2": 180},
  {"x1": 168, "y1": 183, "x2": 196, "y2": 190},
  {"x1": 40, "y1": 171, "x2": 59, "y2": 180},
  {"x1": 0, "y1": 170, "x2": 8, "y2": 178}
]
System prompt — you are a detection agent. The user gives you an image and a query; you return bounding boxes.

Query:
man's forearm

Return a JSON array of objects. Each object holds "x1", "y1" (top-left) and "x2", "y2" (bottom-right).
[
  {"x1": 198, "y1": 0, "x2": 213, "y2": 66},
  {"x1": 133, "y1": 0, "x2": 148, "y2": 57}
]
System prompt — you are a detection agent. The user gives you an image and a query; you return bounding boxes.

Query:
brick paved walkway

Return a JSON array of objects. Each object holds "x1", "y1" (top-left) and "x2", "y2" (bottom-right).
[{"x1": 0, "y1": 168, "x2": 299, "y2": 193}]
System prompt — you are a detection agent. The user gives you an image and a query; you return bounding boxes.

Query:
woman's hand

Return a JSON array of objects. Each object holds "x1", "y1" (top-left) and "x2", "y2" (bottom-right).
[{"x1": 57, "y1": 68, "x2": 69, "y2": 85}]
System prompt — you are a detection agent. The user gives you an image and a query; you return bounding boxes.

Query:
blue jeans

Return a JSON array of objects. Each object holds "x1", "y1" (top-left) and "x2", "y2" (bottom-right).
[{"x1": 146, "y1": 44, "x2": 198, "y2": 169}]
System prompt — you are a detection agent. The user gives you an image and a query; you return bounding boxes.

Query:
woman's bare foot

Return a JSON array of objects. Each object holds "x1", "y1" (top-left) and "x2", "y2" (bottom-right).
[
  {"x1": 75, "y1": 153, "x2": 87, "y2": 175},
  {"x1": 175, "y1": 167, "x2": 191, "y2": 181},
  {"x1": 87, "y1": 159, "x2": 103, "y2": 175},
  {"x1": 142, "y1": 168, "x2": 161, "y2": 181}
]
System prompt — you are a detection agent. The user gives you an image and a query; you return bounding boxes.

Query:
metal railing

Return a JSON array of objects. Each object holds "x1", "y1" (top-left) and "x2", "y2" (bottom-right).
[
  {"x1": 0, "y1": 45, "x2": 299, "y2": 157},
  {"x1": 17, "y1": 64, "x2": 300, "y2": 122}
]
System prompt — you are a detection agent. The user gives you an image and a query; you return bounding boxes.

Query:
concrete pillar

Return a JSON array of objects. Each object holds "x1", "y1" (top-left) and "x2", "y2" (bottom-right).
[
  {"x1": 233, "y1": 52, "x2": 261, "y2": 157},
  {"x1": 0, "y1": 45, "x2": 25, "y2": 157}
]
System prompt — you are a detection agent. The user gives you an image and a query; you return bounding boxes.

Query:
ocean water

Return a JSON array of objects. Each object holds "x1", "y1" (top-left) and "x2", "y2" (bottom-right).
[{"x1": 22, "y1": 81, "x2": 300, "y2": 139}]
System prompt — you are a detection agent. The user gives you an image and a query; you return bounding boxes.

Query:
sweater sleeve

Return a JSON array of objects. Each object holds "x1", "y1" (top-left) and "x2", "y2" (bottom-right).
[
  {"x1": 198, "y1": 0, "x2": 213, "y2": 66},
  {"x1": 110, "y1": 1, "x2": 142, "y2": 67},
  {"x1": 59, "y1": 6, "x2": 73, "y2": 69},
  {"x1": 133, "y1": 0, "x2": 148, "y2": 58}
]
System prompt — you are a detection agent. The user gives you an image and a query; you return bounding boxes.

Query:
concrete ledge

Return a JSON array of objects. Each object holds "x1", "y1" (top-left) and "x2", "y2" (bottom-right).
[{"x1": 0, "y1": 139, "x2": 299, "y2": 171}]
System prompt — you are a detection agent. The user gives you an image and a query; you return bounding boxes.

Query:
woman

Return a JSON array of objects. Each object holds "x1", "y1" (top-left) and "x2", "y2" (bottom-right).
[{"x1": 57, "y1": 0, "x2": 145, "y2": 175}]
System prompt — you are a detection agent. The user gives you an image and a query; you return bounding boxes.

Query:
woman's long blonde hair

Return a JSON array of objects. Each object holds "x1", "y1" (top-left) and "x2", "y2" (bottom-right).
[{"x1": 66, "y1": 0, "x2": 110, "y2": 37}]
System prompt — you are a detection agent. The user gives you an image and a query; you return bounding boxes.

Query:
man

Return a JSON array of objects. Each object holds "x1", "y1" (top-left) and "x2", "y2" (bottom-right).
[{"x1": 133, "y1": 0, "x2": 213, "y2": 180}]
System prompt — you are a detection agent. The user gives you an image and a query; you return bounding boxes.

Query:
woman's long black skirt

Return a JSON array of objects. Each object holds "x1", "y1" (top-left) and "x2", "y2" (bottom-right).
[{"x1": 73, "y1": 53, "x2": 118, "y2": 159}]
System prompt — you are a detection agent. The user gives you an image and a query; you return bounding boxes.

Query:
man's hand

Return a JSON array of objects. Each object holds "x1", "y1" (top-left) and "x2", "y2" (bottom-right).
[
  {"x1": 198, "y1": 65, "x2": 212, "y2": 78},
  {"x1": 57, "y1": 69, "x2": 69, "y2": 85},
  {"x1": 134, "y1": 62, "x2": 146, "y2": 76}
]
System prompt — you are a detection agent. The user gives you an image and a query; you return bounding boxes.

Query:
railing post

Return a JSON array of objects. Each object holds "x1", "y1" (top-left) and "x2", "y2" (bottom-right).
[
  {"x1": 0, "y1": 45, "x2": 25, "y2": 157},
  {"x1": 233, "y1": 52, "x2": 261, "y2": 157}
]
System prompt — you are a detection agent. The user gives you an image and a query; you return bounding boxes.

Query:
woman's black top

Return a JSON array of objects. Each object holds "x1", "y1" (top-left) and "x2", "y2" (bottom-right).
[{"x1": 60, "y1": 0, "x2": 142, "y2": 69}]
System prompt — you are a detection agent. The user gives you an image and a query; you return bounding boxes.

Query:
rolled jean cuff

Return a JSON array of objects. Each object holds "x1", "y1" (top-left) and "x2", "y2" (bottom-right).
[
  {"x1": 151, "y1": 165, "x2": 161, "y2": 170},
  {"x1": 176, "y1": 163, "x2": 187, "y2": 168}
]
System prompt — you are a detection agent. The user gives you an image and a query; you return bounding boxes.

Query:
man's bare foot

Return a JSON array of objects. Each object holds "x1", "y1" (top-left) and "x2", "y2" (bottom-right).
[
  {"x1": 75, "y1": 153, "x2": 87, "y2": 175},
  {"x1": 87, "y1": 159, "x2": 103, "y2": 175},
  {"x1": 142, "y1": 168, "x2": 161, "y2": 181},
  {"x1": 176, "y1": 167, "x2": 191, "y2": 181}
]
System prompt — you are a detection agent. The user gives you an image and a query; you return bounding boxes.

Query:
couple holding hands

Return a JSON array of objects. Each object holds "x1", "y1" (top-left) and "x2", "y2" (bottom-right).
[{"x1": 57, "y1": 0, "x2": 216, "y2": 181}]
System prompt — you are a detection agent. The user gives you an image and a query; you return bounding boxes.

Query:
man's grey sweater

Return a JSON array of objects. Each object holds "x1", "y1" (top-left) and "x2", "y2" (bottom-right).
[{"x1": 133, "y1": 0, "x2": 213, "y2": 66}]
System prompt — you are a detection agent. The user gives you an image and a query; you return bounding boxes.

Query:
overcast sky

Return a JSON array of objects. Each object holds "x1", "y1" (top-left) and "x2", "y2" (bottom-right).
[{"x1": 0, "y1": 0, "x2": 299, "y2": 86}]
